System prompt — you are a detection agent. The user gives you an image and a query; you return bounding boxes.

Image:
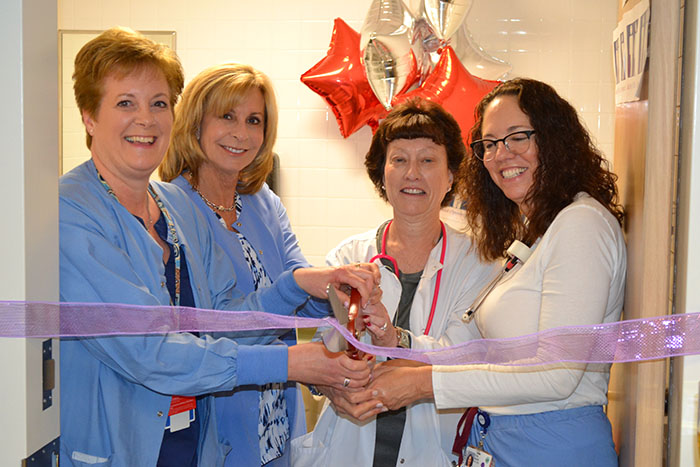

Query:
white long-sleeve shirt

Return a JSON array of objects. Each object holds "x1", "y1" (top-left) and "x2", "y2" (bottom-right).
[{"x1": 433, "y1": 193, "x2": 627, "y2": 415}]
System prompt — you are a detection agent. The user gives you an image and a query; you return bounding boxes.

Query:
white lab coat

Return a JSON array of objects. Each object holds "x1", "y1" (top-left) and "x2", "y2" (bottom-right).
[{"x1": 290, "y1": 223, "x2": 498, "y2": 467}]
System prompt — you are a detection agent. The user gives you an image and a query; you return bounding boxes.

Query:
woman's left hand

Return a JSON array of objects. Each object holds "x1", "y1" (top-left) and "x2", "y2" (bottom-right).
[
  {"x1": 315, "y1": 384, "x2": 386, "y2": 420},
  {"x1": 368, "y1": 359, "x2": 433, "y2": 411},
  {"x1": 357, "y1": 301, "x2": 397, "y2": 347}
]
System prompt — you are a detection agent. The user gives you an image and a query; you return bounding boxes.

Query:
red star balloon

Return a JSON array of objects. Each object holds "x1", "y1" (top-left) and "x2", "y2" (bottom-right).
[
  {"x1": 301, "y1": 18, "x2": 388, "y2": 137},
  {"x1": 398, "y1": 46, "x2": 499, "y2": 144}
]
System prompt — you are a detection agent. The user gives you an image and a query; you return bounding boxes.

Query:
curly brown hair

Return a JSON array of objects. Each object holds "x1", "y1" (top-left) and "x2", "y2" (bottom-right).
[
  {"x1": 460, "y1": 78, "x2": 624, "y2": 261},
  {"x1": 365, "y1": 98, "x2": 466, "y2": 207}
]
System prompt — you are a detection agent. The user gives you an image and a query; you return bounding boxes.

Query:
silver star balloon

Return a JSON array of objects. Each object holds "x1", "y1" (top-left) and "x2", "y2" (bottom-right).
[
  {"x1": 422, "y1": 0, "x2": 471, "y2": 41},
  {"x1": 360, "y1": 0, "x2": 417, "y2": 110},
  {"x1": 421, "y1": 0, "x2": 511, "y2": 80},
  {"x1": 360, "y1": 0, "x2": 510, "y2": 108}
]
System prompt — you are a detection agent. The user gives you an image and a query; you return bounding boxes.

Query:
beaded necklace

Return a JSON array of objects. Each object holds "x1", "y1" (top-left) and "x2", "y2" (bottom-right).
[{"x1": 97, "y1": 171, "x2": 183, "y2": 306}]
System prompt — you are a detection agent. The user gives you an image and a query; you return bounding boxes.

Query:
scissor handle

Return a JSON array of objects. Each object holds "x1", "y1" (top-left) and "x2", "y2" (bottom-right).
[{"x1": 346, "y1": 288, "x2": 364, "y2": 360}]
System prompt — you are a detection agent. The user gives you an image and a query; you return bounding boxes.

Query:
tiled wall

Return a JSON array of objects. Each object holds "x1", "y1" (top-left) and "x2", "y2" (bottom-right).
[{"x1": 58, "y1": 0, "x2": 617, "y2": 265}]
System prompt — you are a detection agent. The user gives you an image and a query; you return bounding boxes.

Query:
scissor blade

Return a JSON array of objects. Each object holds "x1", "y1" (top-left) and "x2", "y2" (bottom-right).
[
  {"x1": 327, "y1": 286, "x2": 349, "y2": 325},
  {"x1": 323, "y1": 286, "x2": 349, "y2": 352}
]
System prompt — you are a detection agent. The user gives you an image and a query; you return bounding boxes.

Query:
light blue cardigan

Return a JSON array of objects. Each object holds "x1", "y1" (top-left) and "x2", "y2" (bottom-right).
[
  {"x1": 59, "y1": 160, "x2": 311, "y2": 466},
  {"x1": 171, "y1": 175, "x2": 330, "y2": 466}
]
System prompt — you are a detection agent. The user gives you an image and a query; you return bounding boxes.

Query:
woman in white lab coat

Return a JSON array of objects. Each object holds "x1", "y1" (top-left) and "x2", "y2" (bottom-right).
[{"x1": 291, "y1": 99, "x2": 497, "y2": 466}]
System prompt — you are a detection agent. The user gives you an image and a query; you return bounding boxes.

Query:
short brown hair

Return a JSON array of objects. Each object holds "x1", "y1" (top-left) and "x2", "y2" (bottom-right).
[
  {"x1": 73, "y1": 27, "x2": 184, "y2": 149},
  {"x1": 365, "y1": 98, "x2": 466, "y2": 207},
  {"x1": 159, "y1": 63, "x2": 278, "y2": 194},
  {"x1": 460, "y1": 78, "x2": 624, "y2": 261}
]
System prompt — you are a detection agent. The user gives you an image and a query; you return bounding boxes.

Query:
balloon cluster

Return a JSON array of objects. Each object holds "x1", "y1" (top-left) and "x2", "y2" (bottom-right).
[{"x1": 301, "y1": 0, "x2": 510, "y2": 140}]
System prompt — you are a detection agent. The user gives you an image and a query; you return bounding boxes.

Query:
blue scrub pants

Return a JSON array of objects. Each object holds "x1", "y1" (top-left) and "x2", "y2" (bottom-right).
[{"x1": 467, "y1": 405, "x2": 618, "y2": 467}]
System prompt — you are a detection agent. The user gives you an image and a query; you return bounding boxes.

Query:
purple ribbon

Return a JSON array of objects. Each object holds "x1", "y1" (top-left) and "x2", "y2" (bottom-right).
[{"x1": 1, "y1": 301, "x2": 698, "y2": 366}]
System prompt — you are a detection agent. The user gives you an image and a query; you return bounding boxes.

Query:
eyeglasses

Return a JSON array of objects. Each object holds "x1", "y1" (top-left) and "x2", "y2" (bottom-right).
[{"x1": 470, "y1": 130, "x2": 536, "y2": 162}]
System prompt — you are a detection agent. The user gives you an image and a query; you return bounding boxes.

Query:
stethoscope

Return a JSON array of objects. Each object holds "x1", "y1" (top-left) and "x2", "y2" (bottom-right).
[
  {"x1": 369, "y1": 220, "x2": 447, "y2": 335},
  {"x1": 461, "y1": 239, "x2": 532, "y2": 323}
]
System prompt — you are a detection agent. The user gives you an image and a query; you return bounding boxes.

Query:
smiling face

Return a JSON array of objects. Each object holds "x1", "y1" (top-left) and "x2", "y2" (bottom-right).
[
  {"x1": 383, "y1": 137, "x2": 453, "y2": 220},
  {"x1": 83, "y1": 66, "x2": 173, "y2": 186},
  {"x1": 198, "y1": 87, "x2": 265, "y2": 180},
  {"x1": 481, "y1": 95, "x2": 539, "y2": 216}
]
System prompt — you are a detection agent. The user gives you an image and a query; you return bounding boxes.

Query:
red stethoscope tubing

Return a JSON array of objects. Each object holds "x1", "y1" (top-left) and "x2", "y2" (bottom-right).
[{"x1": 369, "y1": 220, "x2": 447, "y2": 336}]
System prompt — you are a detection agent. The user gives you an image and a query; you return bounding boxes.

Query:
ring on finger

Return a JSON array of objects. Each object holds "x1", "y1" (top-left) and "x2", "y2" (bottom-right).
[
  {"x1": 343, "y1": 377, "x2": 351, "y2": 387},
  {"x1": 379, "y1": 322, "x2": 388, "y2": 332}
]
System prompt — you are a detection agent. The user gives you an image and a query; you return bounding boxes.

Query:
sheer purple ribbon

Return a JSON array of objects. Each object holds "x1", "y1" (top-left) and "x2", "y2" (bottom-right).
[{"x1": 1, "y1": 300, "x2": 698, "y2": 366}]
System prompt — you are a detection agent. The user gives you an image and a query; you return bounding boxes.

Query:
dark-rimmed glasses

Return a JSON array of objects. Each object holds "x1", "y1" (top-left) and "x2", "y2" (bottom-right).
[{"x1": 470, "y1": 130, "x2": 536, "y2": 162}]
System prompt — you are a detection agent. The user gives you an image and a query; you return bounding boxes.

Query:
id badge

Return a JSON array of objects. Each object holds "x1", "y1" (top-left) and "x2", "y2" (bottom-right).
[{"x1": 463, "y1": 446, "x2": 494, "y2": 467}]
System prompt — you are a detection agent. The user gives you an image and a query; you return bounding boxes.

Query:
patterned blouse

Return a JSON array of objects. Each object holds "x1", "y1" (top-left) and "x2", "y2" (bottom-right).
[{"x1": 215, "y1": 192, "x2": 289, "y2": 464}]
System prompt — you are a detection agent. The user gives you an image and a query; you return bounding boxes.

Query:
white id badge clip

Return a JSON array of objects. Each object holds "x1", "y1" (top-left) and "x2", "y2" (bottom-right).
[
  {"x1": 165, "y1": 396, "x2": 196, "y2": 432},
  {"x1": 463, "y1": 446, "x2": 494, "y2": 466},
  {"x1": 165, "y1": 409, "x2": 195, "y2": 432}
]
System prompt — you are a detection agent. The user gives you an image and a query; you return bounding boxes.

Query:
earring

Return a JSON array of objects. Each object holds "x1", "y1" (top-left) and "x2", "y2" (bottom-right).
[
  {"x1": 381, "y1": 185, "x2": 386, "y2": 191},
  {"x1": 195, "y1": 128, "x2": 201, "y2": 140}
]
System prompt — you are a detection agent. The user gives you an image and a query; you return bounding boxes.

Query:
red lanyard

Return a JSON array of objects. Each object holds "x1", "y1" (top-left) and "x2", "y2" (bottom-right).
[{"x1": 369, "y1": 220, "x2": 447, "y2": 335}]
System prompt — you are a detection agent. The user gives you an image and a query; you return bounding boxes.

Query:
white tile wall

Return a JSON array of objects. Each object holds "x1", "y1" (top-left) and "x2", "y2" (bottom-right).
[{"x1": 57, "y1": 0, "x2": 617, "y2": 265}]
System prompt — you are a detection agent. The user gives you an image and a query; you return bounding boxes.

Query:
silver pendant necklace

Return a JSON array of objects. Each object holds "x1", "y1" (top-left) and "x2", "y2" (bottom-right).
[{"x1": 194, "y1": 186, "x2": 236, "y2": 212}]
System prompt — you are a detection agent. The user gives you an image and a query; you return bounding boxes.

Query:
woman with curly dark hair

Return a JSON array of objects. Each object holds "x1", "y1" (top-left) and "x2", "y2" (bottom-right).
[
  {"x1": 462, "y1": 78, "x2": 624, "y2": 260},
  {"x1": 356, "y1": 79, "x2": 626, "y2": 466}
]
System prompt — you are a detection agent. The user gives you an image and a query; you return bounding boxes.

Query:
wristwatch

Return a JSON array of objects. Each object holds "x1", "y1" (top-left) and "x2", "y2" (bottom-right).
[{"x1": 395, "y1": 326, "x2": 411, "y2": 349}]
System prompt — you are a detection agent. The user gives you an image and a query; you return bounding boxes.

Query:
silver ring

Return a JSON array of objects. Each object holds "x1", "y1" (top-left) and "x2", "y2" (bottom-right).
[
  {"x1": 379, "y1": 322, "x2": 388, "y2": 331},
  {"x1": 343, "y1": 377, "x2": 350, "y2": 387}
]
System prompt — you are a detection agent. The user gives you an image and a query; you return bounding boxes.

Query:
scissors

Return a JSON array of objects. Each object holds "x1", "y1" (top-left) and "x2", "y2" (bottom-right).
[{"x1": 324, "y1": 285, "x2": 364, "y2": 360}]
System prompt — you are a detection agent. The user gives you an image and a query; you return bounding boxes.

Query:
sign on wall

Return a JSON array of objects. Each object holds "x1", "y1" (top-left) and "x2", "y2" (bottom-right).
[{"x1": 612, "y1": 0, "x2": 650, "y2": 104}]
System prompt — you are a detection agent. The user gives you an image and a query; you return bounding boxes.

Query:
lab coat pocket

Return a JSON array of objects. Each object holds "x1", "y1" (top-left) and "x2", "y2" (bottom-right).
[
  {"x1": 291, "y1": 401, "x2": 376, "y2": 467},
  {"x1": 290, "y1": 403, "x2": 336, "y2": 467}
]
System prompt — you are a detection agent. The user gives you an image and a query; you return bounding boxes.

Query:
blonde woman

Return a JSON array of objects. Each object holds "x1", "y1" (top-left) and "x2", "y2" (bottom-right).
[{"x1": 160, "y1": 64, "x2": 353, "y2": 466}]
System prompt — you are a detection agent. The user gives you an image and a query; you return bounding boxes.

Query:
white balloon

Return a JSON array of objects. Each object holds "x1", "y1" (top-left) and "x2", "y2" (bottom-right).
[
  {"x1": 452, "y1": 22, "x2": 511, "y2": 80},
  {"x1": 360, "y1": 0, "x2": 417, "y2": 110},
  {"x1": 422, "y1": 0, "x2": 472, "y2": 41}
]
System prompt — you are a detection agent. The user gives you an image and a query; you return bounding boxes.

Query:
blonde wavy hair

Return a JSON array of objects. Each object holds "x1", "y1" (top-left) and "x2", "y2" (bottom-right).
[
  {"x1": 159, "y1": 63, "x2": 278, "y2": 194},
  {"x1": 73, "y1": 26, "x2": 183, "y2": 149}
]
